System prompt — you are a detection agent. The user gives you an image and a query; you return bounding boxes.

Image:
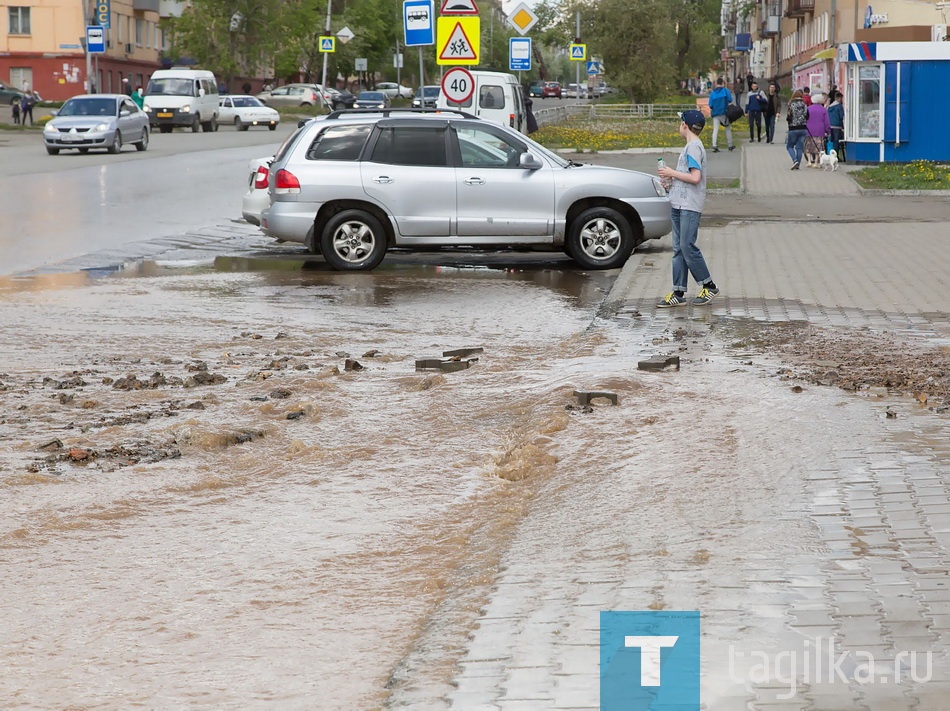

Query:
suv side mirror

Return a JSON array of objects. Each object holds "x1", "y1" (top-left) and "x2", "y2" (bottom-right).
[{"x1": 519, "y1": 152, "x2": 542, "y2": 170}]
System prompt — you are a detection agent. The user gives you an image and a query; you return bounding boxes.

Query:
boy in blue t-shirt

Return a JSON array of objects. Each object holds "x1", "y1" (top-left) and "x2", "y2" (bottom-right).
[{"x1": 656, "y1": 109, "x2": 720, "y2": 307}]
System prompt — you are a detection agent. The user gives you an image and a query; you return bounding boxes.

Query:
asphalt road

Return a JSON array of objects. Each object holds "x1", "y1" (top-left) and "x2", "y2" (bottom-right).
[{"x1": 0, "y1": 123, "x2": 297, "y2": 275}]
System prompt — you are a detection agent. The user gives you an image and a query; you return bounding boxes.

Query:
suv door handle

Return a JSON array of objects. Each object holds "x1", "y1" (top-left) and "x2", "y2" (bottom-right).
[
  {"x1": 463, "y1": 177, "x2": 485, "y2": 185},
  {"x1": 373, "y1": 176, "x2": 394, "y2": 184}
]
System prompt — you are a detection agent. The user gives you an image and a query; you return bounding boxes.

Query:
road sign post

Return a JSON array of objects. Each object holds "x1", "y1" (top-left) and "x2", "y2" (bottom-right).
[
  {"x1": 441, "y1": 66, "x2": 475, "y2": 104},
  {"x1": 437, "y1": 16, "x2": 480, "y2": 65},
  {"x1": 403, "y1": 0, "x2": 434, "y2": 47},
  {"x1": 509, "y1": 37, "x2": 531, "y2": 72}
]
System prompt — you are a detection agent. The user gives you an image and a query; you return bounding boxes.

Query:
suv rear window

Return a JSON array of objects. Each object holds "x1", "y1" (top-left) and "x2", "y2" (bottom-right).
[
  {"x1": 305, "y1": 124, "x2": 372, "y2": 161},
  {"x1": 370, "y1": 126, "x2": 447, "y2": 167}
]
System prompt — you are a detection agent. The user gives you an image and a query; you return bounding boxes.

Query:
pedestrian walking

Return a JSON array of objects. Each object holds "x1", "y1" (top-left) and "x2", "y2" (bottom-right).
[
  {"x1": 785, "y1": 90, "x2": 808, "y2": 170},
  {"x1": 804, "y1": 93, "x2": 831, "y2": 168},
  {"x1": 708, "y1": 77, "x2": 734, "y2": 153},
  {"x1": 523, "y1": 90, "x2": 538, "y2": 134},
  {"x1": 745, "y1": 81, "x2": 767, "y2": 142},
  {"x1": 802, "y1": 86, "x2": 812, "y2": 106},
  {"x1": 656, "y1": 110, "x2": 720, "y2": 308},
  {"x1": 20, "y1": 93, "x2": 34, "y2": 126},
  {"x1": 11, "y1": 99, "x2": 20, "y2": 124},
  {"x1": 764, "y1": 81, "x2": 781, "y2": 143},
  {"x1": 827, "y1": 90, "x2": 845, "y2": 163}
]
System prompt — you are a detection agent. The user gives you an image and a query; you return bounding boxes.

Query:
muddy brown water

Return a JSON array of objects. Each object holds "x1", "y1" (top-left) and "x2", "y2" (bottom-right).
[{"x1": 0, "y1": 261, "x2": 620, "y2": 709}]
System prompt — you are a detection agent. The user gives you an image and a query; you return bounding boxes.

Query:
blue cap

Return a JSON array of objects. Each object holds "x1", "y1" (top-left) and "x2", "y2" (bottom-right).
[{"x1": 679, "y1": 109, "x2": 706, "y2": 131}]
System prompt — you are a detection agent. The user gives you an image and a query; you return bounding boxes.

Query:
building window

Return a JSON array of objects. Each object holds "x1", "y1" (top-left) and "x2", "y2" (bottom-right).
[
  {"x1": 9, "y1": 7, "x2": 31, "y2": 34},
  {"x1": 856, "y1": 65, "x2": 881, "y2": 139},
  {"x1": 136, "y1": 18, "x2": 144, "y2": 46}
]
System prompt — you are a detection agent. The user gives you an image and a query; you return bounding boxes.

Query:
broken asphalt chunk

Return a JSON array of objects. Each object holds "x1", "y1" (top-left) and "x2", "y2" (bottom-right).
[
  {"x1": 637, "y1": 355, "x2": 681, "y2": 372},
  {"x1": 573, "y1": 390, "x2": 618, "y2": 406}
]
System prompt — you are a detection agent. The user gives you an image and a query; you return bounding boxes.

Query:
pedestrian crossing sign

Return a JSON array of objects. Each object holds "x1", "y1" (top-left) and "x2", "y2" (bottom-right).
[
  {"x1": 437, "y1": 16, "x2": 480, "y2": 65},
  {"x1": 570, "y1": 43, "x2": 586, "y2": 61},
  {"x1": 320, "y1": 36, "x2": 335, "y2": 52}
]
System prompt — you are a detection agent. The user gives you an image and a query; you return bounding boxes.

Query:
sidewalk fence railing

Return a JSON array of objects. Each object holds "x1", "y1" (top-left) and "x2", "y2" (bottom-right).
[{"x1": 534, "y1": 103, "x2": 698, "y2": 127}]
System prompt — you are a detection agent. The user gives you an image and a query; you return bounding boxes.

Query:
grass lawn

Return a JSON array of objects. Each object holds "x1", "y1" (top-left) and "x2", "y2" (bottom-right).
[
  {"x1": 850, "y1": 161, "x2": 950, "y2": 190},
  {"x1": 532, "y1": 116, "x2": 748, "y2": 152}
]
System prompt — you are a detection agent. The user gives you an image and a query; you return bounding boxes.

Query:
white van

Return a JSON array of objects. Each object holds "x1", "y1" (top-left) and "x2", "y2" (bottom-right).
[
  {"x1": 436, "y1": 70, "x2": 527, "y2": 134},
  {"x1": 144, "y1": 68, "x2": 220, "y2": 133}
]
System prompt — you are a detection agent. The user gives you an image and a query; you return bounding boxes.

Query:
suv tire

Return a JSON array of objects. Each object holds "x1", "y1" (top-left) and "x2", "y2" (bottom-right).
[
  {"x1": 567, "y1": 206, "x2": 635, "y2": 270},
  {"x1": 320, "y1": 209, "x2": 388, "y2": 271}
]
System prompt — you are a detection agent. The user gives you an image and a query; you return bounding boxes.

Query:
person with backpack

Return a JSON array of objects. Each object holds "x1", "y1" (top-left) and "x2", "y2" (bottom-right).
[
  {"x1": 708, "y1": 77, "x2": 734, "y2": 153},
  {"x1": 827, "y1": 90, "x2": 845, "y2": 163},
  {"x1": 745, "y1": 80, "x2": 767, "y2": 143}
]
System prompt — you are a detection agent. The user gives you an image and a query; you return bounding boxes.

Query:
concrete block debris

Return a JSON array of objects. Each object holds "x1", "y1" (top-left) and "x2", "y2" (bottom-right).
[
  {"x1": 637, "y1": 355, "x2": 681, "y2": 372},
  {"x1": 442, "y1": 347, "x2": 484, "y2": 358},
  {"x1": 573, "y1": 390, "x2": 618, "y2": 406},
  {"x1": 415, "y1": 357, "x2": 475, "y2": 373}
]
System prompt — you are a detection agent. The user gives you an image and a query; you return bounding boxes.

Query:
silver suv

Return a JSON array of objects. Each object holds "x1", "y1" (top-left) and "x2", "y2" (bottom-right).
[{"x1": 261, "y1": 109, "x2": 671, "y2": 271}]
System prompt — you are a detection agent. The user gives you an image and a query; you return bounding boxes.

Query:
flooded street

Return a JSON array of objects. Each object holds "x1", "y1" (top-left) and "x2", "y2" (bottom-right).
[
  {"x1": 3, "y1": 128, "x2": 949, "y2": 709},
  {"x1": 0, "y1": 262, "x2": 622, "y2": 708}
]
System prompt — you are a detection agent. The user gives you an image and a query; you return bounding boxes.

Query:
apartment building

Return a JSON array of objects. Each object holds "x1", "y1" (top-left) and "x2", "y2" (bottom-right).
[
  {"x1": 1, "y1": 0, "x2": 177, "y2": 101},
  {"x1": 722, "y1": 0, "x2": 948, "y2": 94}
]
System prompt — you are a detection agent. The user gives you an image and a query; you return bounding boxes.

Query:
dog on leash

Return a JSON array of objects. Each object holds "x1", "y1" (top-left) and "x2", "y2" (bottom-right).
[{"x1": 819, "y1": 149, "x2": 839, "y2": 171}]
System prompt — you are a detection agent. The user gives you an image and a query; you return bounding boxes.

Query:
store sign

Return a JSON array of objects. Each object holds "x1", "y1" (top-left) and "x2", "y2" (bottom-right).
[
  {"x1": 96, "y1": 0, "x2": 110, "y2": 28},
  {"x1": 864, "y1": 5, "x2": 889, "y2": 28}
]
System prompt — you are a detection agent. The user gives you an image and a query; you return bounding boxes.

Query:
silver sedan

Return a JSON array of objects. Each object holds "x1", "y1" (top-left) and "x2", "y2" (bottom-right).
[{"x1": 43, "y1": 94, "x2": 149, "y2": 155}]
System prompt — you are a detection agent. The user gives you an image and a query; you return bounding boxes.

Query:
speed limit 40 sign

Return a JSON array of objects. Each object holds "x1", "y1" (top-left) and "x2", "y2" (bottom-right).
[{"x1": 441, "y1": 67, "x2": 475, "y2": 104}]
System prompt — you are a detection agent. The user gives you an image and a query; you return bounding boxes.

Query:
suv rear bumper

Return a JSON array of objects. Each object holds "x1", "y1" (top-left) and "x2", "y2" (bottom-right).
[
  {"x1": 147, "y1": 108, "x2": 199, "y2": 127},
  {"x1": 261, "y1": 202, "x2": 318, "y2": 244}
]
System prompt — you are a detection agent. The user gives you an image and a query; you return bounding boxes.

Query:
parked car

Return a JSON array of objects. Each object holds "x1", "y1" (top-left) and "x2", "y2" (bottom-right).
[
  {"x1": 412, "y1": 85, "x2": 441, "y2": 108},
  {"x1": 43, "y1": 94, "x2": 149, "y2": 155},
  {"x1": 527, "y1": 81, "x2": 544, "y2": 98},
  {"x1": 564, "y1": 83, "x2": 589, "y2": 99},
  {"x1": 353, "y1": 91, "x2": 391, "y2": 109},
  {"x1": 243, "y1": 157, "x2": 272, "y2": 225},
  {"x1": 541, "y1": 82, "x2": 562, "y2": 99},
  {"x1": 326, "y1": 88, "x2": 357, "y2": 110},
  {"x1": 259, "y1": 110, "x2": 671, "y2": 271},
  {"x1": 256, "y1": 84, "x2": 327, "y2": 109},
  {"x1": 218, "y1": 95, "x2": 280, "y2": 130},
  {"x1": 377, "y1": 82, "x2": 414, "y2": 100},
  {"x1": 0, "y1": 85, "x2": 25, "y2": 106}
]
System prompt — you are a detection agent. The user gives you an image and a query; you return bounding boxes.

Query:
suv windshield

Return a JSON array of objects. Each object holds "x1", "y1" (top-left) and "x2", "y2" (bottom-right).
[{"x1": 146, "y1": 78, "x2": 195, "y2": 96}]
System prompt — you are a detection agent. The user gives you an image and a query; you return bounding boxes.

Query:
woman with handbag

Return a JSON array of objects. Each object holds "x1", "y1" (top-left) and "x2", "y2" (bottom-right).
[
  {"x1": 785, "y1": 90, "x2": 808, "y2": 170},
  {"x1": 804, "y1": 94, "x2": 831, "y2": 168}
]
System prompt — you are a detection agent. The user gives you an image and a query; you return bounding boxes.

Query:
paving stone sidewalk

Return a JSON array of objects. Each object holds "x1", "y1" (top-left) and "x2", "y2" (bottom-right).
[{"x1": 390, "y1": 151, "x2": 950, "y2": 710}]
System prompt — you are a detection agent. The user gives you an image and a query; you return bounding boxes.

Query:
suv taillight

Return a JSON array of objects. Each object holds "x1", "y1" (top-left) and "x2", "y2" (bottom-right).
[
  {"x1": 253, "y1": 166, "x2": 269, "y2": 190},
  {"x1": 275, "y1": 169, "x2": 300, "y2": 194}
]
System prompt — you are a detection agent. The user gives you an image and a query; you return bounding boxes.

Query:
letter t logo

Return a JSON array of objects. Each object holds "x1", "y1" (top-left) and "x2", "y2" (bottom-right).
[{"x1": 624, "y1": 636, "x2": 679, "y2": 686}]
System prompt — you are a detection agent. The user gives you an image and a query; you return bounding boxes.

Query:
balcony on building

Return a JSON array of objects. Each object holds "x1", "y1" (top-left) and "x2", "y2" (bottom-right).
[
  {"x1": 761, "y1": 1, "x2": 781, "y2": 35},
  {"x1": 785, "y1": 0, "x2": 815, "y2": 18},
  {"x1": 134, "y1": 0, "x2": 160, "y2": 11}
]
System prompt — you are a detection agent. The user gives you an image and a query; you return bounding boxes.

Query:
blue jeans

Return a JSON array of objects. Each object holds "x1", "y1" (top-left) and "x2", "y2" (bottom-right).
[
  {"x1": 670, "y1": 208, "x2": 711, "y2": 293},
  {"x1": 786, "y1": 129, "x2": 806, "y2": 165},
  {"x1": 765, "y1": 114, "x2": 776, "y2": 142}
]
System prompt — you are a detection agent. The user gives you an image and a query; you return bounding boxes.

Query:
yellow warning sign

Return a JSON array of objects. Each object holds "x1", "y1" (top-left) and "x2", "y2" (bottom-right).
[{"x1": 437, "y1": 16, "x2": 480, "y2": 65}]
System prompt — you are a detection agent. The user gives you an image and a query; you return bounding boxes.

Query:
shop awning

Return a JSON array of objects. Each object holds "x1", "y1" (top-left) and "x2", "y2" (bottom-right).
[{"x1": 811, "y1": 47, "x2": 837, "y2": 60}]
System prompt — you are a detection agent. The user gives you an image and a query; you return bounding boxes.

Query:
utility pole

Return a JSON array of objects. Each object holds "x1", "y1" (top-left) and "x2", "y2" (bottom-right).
[
  {"x1": 321, "y1": 0, "x2": 332, "y2": 90},
  {"x1": 575, "y1": 10, "x2": 581, "y2": 101}
]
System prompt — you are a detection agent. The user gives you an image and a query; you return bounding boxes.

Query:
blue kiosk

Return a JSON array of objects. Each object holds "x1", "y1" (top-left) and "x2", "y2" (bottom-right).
[{"x1": 841, "y1": 41, "x2": 950, "y2": 163}]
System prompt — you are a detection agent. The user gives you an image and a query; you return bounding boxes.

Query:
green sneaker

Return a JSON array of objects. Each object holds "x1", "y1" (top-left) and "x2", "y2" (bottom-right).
[
  {"x1": 692, "y1": 287, "x2": 720, "y2": 305},
  {"x1": 657, "y1": 292, "x2": 687, "y2": 308}
]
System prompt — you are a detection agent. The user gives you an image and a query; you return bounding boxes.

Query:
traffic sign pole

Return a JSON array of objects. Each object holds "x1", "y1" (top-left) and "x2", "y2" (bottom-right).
[{"x1": 321, "y1": 0, "x2": 332, "y2": 96}]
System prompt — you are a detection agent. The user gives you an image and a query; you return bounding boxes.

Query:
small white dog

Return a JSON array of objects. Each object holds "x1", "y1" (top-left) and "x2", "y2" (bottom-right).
[{"x1": 819, "y1": 149, "x2": 839, "y2": 171}]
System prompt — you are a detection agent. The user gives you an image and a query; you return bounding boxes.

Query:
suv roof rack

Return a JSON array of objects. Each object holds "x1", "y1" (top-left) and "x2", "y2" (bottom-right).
[{"x1": 325, "y1": 107, "x2": 478, "y2": 121}]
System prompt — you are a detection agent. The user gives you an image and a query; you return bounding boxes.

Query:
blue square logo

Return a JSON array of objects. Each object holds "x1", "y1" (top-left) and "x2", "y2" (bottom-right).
[{"x1": 600, "y1": 611, "x2": 700, "y2": 710}]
